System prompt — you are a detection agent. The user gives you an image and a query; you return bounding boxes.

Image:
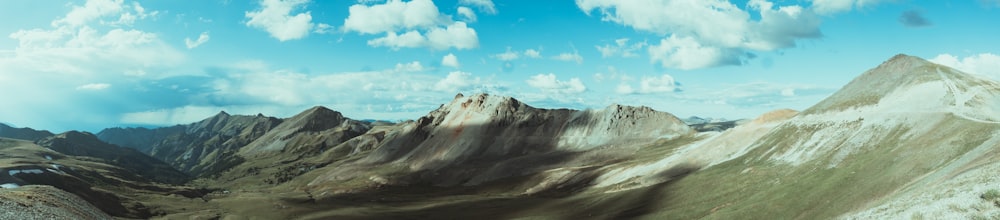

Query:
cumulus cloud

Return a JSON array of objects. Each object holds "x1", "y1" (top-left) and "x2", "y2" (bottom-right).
[
  {"x1": 0, "y1": 0, "x2": 183, "y2": 131},
  {"x1": 552, "y1": 51, "x2": 584, "y2": 64},
  {"x1": 597, "y1": 38, "x2": 646, "y2": 58},
  {"x1": 898, "y1": 10, "x2": 931, "y2": 27},
  {"x1": 394, "y1": 61, "x2": 424, "y2": 72},
  {"x1": 344, "y1": 0, "x2": 479, "y2": 50},
  {"x1": 313, "y1": 23, "x2": 335, "y2": 34},
  {"x1": 930, "y1": 53, "x2": 1000, "y2": 80},
  {"x1": 577, "y1": 0, "x2": 822, "y2": 69},
  {"x1": 442, "y1": 53, "x2": 460, "y2": 68},
  {"x1": 616, "y1": 74, "x2": 680, "y2": 94},
  {"x1": 367, "y1": 31, "x2": 427, "y2": 49},
  {"x1": 524, "y1": 49, "x2": 542, "y2": 58},
  {"x1": 434, "y1": 71, "x2": 478, "y2": 92},
  {"x1": 459, "y1": 0, "x2": 497, "y2": 14},
  {"x1": 185, "y1": 32, "x2": 210, "y2": 49},
  {"x1": 457, "y1": 6, "x2": 476, "y2": 22},
  {"x1": 526, "y1": 73, "x2": 586, "y2": 94},
  {"x1": 493, "y1": 48, "x2": 520, "y2": 61},
  {"x1": 76, "y1": 83, "x2": 111, "y2": 90},
  {"x1": 245, "y1": 0, "x2": 315, "y2": 41}
]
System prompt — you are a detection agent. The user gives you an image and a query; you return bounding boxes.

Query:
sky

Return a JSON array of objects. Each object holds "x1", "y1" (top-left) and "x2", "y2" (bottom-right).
[{"x1": 1, "y1": 0, "x2": 999, "y2": 132}]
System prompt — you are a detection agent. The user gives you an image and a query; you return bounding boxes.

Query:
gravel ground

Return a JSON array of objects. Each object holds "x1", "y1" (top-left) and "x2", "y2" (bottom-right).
[{"x1": 0, "y1": 185, "x2": 111, "y2": 220}]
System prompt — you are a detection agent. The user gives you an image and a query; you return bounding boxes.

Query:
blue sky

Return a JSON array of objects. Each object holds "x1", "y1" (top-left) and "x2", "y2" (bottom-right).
[{"x1": 1, "y1": 0, "x2": 999, "y2": 132}]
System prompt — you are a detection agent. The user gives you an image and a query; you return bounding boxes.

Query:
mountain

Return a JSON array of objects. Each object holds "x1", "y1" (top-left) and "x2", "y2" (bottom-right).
[
  {"x1": 0, "y1": 123, "x2": 53, "y2": 141},
  {"x1": 593, "y1": 54, "x2": 1000, "y2": 219},
  {"x1": 303, "y1": 93, "x2": 693, "y2": 197},
  {"x1": 98, "y1": 111, "x2": 283, "y2": 177}
]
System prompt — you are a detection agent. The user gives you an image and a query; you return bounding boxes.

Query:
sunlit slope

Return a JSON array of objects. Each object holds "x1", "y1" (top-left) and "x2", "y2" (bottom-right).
[{"x1": 637, "y1": 54, "x2": 1000, "y2": 219}]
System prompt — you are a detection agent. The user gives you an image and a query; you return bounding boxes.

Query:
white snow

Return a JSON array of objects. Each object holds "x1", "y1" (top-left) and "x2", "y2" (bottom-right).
[
  {"x1": 0, "y1": 183, "x2": 19, "y2": 189},
  {"x1": 44, "y1": 155, "x2": 52, "y2": 160},
  {"x1": 8, "y1": 169, "x2": 44, "y2": 176}
]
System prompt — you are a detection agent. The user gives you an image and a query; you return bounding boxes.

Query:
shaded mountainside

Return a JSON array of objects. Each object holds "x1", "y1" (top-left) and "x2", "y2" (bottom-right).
[
  {"x1": 98, "y1": 111, "x2": 284, "y2": 177},
  {"x1": 0, "y1": 123, "x2": 53, "y2": 141},
  {"x1": 303, "y1": 93, "x2": 693, "y2": 196}
]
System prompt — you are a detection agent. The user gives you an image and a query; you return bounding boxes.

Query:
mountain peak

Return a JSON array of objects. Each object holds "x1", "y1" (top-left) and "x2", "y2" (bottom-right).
[
  {"x1": 802, "y1": 53, "x2": 999, "y2": 115},
  {"x1": 214, "y1": 110, "x2": 231, "y2": 118}
]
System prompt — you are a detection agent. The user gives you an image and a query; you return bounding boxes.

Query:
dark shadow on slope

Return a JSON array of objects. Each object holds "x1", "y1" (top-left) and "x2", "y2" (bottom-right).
[{"x1": 295, "y1": 162, "x2": 699, "y2": 220}]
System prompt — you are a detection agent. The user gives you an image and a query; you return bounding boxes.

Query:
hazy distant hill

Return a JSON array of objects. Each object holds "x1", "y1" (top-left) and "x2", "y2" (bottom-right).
[{"x1": 0, "y1": 123, "x2": 53, "y2": 141}]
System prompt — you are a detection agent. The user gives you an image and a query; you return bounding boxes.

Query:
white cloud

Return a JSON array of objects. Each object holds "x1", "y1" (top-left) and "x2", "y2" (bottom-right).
[
  {"x1": 442, "y1": 53, "x2": 460, "y2": 68},
  {"x1": 425, "y1": 22, "x2": 478, "y2": 50},
  {"x1": 615, "y1": 74, "x2": 679, "y2": 94},
  {"x1": 930, "y1": 53, "x2": 1000, "y2": 80},
  {"x1": 596, "y1": 38, "x2": 645, "y2": 58},
  {"x1": 394, "y1": 61, "x2": 424, "y2": 72},
  {"x1": 343, "y1": 0, "x2": 442, "y2": 34},
  {"x1": 344, "y1": 0, "x2": 479, "y2": 50},
  {"x1": 245, "y1": 0, "x2": 315, "y2": 41},
  {"x1": 457, "y1": 6, "x2": 476, "y2": 22},
  {"x1": 524, "y1": 49, "x2": 542, "y2": 58},
  {"x1": 185, "y1": 32, "x2": 210, "y2": 49},
  {"x1": 493, "y1": 47, "x2": 520, "y2": 61},
  {"x1": 781, "y1": 88, "x2": 796, "y2": 97},
  {"x1": 552, "y1": 51, "x2": 583, "y2": 64},
  {"x1": 434, "y1": 71, "x2": 478, "y2": 92},
  {"x1": 367, "y1": 22, "x2": 478, "y2": 50},
  {"x1": 615, "y1": 84, "x2": 635, "y2": 94},
  {"x1": 314, "y1": 23, "x2": 334, "y2": 34},
  {"x1": 577, "y1": 0, "x2": 821, "y2": 69},
  {"x1": 638, "y1": 74, "x2": 679, "y2": 94},
  {"x1": 367, "y1": 31, "x2": 427, "y2": 49},
  {"x1": 526, "y1": 73, "x2": 586, "y2": 94},
  {"x1": 54, "y1": 0, "x2": 124, "y2": 27},
  {"x1": 459, "y1": 0, "x2": 497, "y2": 14},
  {"x1": 810, "y1": 0, "x2": 884, "y2": 15},
  {"x1": 649, "y1": 35, "x2": 741, "y2": 70},
  {"x1": 76, "y1": 83, "x2": 111, "y2": 90}
]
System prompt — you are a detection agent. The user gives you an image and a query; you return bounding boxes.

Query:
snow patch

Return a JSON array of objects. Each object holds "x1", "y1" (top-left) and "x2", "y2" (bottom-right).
[
  {"x1": 0, "y1": 183, "x2": 19, "y2": 189},
  {"x1": 8, "y1": 169, "x2": 44, "y2": 176}
]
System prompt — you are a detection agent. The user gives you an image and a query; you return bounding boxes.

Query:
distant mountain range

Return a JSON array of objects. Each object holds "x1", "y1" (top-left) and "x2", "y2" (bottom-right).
[{"x1": 2, "y1": 54, "x2": 999, "y2": 219}]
